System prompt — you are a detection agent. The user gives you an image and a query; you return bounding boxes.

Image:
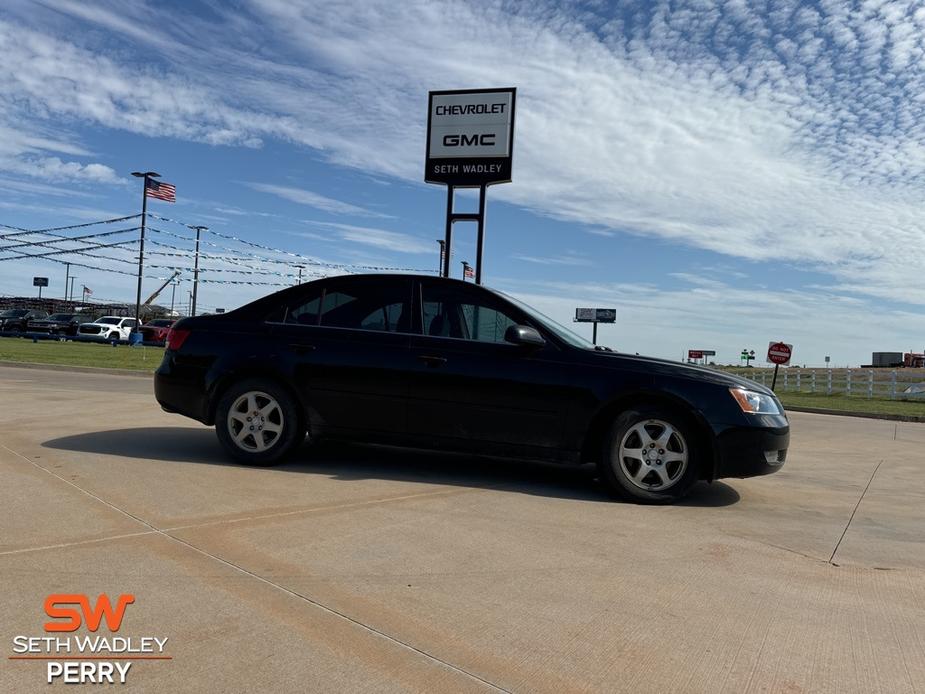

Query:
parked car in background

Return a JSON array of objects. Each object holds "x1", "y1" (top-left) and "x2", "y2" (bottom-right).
[
  {"x1": 77, "y1": 316, "x2": 138, "y2": 341},
  {"x1": 139, "y1": 318, "x2": 175, "y2": 345},
  {"x1": 0, "y1": 309, "x2": 48, "y2": 332},
  {"x1": 26, "y1": 313, "x2": 94, "y2": 336},
  {"x1": 155, "y1": 274, "x2": 790, "y2": 504}
]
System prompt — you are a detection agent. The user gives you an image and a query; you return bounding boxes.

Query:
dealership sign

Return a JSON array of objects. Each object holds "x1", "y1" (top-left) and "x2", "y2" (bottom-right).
[
  {"x1": 575, "y1": 308, "x2": 616, "y2": 323},
  {"x1": 425, "y1": 88, "x2": 516, "y2": 186},
  {"x1": 33, "y1": 277, "x2": 49, "y2": 287}
]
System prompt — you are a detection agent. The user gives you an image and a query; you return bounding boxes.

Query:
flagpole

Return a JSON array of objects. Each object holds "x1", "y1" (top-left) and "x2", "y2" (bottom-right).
[{"x1": 131, "y1": 171, "x2": 160, "y2": 331}]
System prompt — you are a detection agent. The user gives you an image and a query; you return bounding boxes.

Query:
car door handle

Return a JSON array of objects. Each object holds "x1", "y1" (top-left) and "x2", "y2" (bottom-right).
[
  {"x1": 289, "y1": 343, "x2": 317, "y2": 355},
  {"x1": 418, "y1": 354, "x2": 447, "y2": 367}
]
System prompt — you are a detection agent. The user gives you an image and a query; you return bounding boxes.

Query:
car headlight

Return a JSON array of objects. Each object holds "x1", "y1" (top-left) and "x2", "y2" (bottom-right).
[{"x1": 729, "y1": 388, "x2": 782, "y2": 415}]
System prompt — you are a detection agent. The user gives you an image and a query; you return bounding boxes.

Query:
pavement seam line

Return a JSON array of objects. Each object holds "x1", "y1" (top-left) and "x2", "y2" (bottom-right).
[
  {"x1": 1, "y1": 443, "x2": 510, "y2": 692},
  {"x1": 0, "y1": 531, "x2": 158, "y2": 556},
  {"x1": 159, "y1": 531, "x2": 512, "y2": 693},
  {"x1": 828, "y1": 458, "x2": 884, "y2": 565},
  {"x1": 161, "y1": 487, "x2": 478, "y2": 533}
]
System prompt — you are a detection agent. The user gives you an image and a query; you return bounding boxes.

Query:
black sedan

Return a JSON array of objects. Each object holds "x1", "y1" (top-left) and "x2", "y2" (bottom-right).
[
  {"x1": 155, "y1": 274, "x2": 789, "y2": 503},
  {"x1": 26, "y1": 313, "x2": 93, "y2": 336}
]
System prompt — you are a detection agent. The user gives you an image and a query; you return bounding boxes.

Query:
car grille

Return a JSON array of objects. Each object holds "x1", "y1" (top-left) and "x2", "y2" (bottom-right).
[{"x1": 80, "y1": 325, "x2": 102, "y2": 335}]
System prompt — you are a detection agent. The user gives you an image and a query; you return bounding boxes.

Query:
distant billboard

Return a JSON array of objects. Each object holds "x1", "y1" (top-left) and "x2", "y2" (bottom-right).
[{"x1": 575, "y1": 308, "x2": 616, "y2": 323}]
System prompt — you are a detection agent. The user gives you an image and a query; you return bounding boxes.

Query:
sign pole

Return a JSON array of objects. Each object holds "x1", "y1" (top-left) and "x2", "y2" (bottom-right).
[
  {"x1": 592, "y1": 321, "x2": 598, "y2": 345},
  {"x1": 442, "y1": 186, "x2": 454, "y2": 278},
  {"x1": 475, "y1": 184, "x2": 487, "y2": 284},
  {"x1": 771, "y1": 363, "x2": 780, "y2": 391}
]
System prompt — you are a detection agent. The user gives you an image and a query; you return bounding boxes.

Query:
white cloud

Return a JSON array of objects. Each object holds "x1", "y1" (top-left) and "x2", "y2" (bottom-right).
[
  {"x1": 3, "y1": 0, "x2": 925, "y2": 351},
  {"x1": 245, "y1": 183, "x2": 388, "y2": 217},
  {"x1": 514, "y1": 254, "x2": 593, "y2": 267},
  {"x1": 306, "y1": 222, "x2": 434, "y2": 254}
]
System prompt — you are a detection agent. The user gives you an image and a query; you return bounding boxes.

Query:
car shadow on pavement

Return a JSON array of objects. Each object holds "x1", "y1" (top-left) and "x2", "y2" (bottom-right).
[{"x1": 42, "y1": 427, "x2": 740, "y2": 507}]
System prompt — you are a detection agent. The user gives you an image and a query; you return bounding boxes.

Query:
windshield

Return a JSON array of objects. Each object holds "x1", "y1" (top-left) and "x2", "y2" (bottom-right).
[
  {"x1": 48, "y1": 314, "x2": 73, "y2": 321},
  {"x1": 97, "y1": 317, "x2": 121, "y2": 325},
  {"x1": 1, "y1": 309, "x2": 28, "y2": 318},
  {"x1": 498, "y1": 291, "x2": 596, "y2": 349}
]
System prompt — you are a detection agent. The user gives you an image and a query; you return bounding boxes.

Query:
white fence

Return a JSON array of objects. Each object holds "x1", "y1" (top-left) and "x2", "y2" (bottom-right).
[{"x1": 730, "y1": 368, "x2": 925, "y2": 401}]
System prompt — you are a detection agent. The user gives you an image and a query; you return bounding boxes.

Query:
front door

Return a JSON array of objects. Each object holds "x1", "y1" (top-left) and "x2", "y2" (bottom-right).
[{"x1": 405, "y1": 279, "x2": 572, "y2": 456}]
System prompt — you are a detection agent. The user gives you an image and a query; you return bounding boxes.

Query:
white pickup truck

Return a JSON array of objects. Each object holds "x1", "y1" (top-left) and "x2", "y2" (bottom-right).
[{"x1": 77, "y1": 316, "x2": 139, "y2": 341}]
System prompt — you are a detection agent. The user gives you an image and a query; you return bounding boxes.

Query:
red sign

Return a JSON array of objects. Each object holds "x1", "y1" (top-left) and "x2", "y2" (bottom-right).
[
  {"x1": 688, "y1": 350, "x2": 703, "y2": 360},
  {"x1": 767, "y1": 341, "x2": 792, "y2": 365}
]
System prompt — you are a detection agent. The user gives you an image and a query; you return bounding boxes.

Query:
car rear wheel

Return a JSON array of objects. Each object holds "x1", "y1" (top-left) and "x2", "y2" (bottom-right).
[
  {"x1": 215, "y1": 379, "x2": 304, "y2": 466},
  {"x1": 599, "y1": 407, "x2": 700, "y2": 503}
]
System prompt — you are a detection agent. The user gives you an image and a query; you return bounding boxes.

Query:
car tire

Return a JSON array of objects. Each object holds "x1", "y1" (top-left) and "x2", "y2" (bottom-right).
[
  {"x1": 215, "y1": 379, "x2": 304, "y2": 466},
  {"x1": 598, "y1": 406, "x2": 700, "y2": 504}
]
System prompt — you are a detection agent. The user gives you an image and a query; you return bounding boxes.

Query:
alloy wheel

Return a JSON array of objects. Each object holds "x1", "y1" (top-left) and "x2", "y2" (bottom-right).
[
  {"x1": 226, "y1": 391, "x2": 285, "y2": 452},
  {"x1": 617, "y1": 419, "x2": 689, "y2": 491}
]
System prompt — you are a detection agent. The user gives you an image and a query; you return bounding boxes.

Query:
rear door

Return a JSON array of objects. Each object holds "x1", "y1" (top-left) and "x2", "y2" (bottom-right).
[
  {"x1": 405, "y1": 279, "x2": 573, "y2": 455},
  {"x1": 269, "y1": 276, "x2": 416, "y2": 441}
]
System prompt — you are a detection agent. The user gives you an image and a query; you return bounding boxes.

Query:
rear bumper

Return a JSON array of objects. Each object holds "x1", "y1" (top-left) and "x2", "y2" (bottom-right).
[
  {"x1": 154, "y1": 356, "x2": 210, "y2": 423},
  {"x1": 713, "y1": 419, "x2": 790, "y2": 479}
]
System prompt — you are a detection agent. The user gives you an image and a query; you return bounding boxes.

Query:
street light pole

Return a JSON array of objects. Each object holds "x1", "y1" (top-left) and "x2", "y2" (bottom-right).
[
  {"x1": 170, "y1": 279, "x2": 177, "y2": 315},
  {"x1": 436, "y1": 239, "x2": 445, "y2": 273},
  {"x1": 131, "y1": 171, "x2": 161, "y2": 329},
  {"x1": 63, "y1": 262, "x2": 70, "y2": 305},
  {"x1": 69, "y1": 276, "x2": 76, "y2": 308},
  {"x1": 296, "y1": 265, "x2": 304, "y2": 285},
  {"x1": 190, "y1": 225, "x2": 207, "y2": 317}
]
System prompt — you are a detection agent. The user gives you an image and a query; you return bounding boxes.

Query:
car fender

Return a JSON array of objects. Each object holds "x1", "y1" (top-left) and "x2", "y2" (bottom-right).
[
  {"x1": 580, "y1": 386, "x2": 722, "y2": 480},
  {"x1": 203, "y1": 356, "x2": 310, "y2": 429}
]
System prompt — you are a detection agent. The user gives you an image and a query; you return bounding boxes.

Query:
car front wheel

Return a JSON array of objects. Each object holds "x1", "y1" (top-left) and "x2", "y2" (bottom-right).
[
  {"x1": 215, "y1": 379, "x2": 304, "y2": 465},
  {"x1": 599, "y1": 407, "x2": 700, "y2": 503}
]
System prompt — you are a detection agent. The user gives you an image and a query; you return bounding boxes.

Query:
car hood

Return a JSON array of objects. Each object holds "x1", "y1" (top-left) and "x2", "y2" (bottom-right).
[{"x1": 587, "y1": 351, "x2": 775, "y2": 395}]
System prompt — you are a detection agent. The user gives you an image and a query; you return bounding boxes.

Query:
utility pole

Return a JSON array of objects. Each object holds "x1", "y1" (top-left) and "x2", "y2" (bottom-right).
[
  {"x1": 131, "y1": 171, "x2": 161, "y2": 330},
  {"x1": 296, "y1": 265, "x2": 304, "y2": 285},
  {"x1": 63, "y1": 262, "x2": 70, "y2": 305},
  {"x1": 68, "y1": 276, "x2": 76, "y2": 309},
  {"x1": 170, "y1": 279, "x2": 177, "y2": 315},
  {"x1": 190, "y1": 225, "x2": 207, "y2": 317}
]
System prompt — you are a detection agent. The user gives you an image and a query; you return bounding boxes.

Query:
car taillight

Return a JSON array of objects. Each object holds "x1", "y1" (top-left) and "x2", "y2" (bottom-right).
[{"x1": 165, "y1": 327, "x2": 191, "y2": 351}]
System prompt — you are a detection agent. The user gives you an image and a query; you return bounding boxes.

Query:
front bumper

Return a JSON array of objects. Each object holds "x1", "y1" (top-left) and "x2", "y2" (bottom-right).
[{"x1": 713, "y1": 417, "x2": 790, "y2": 479}]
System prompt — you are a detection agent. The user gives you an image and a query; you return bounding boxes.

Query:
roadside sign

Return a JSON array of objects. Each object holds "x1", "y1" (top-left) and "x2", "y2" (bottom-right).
[
  {"x1": 574, "y1": 308, "x2": 616, "y2": 323},
  {"x1": 215, "y1": 308, "x2": 225, "y2": 314},
  {"x1": 767, "y1": 341, "x2": 793, "y2": 365},
  {"x1": 688, "y1": 350, "x2": 704, "y2": 360},
  {"x1": 825, "y1": 355, "x2": 830, "y2": 363},
  {"x1": 701, "y1": 350, "x2": 716, "y2": 356},
  {"x1": 425, "y1": 88, "x2": 516, "y2": 186},
  {"x1": 33, "y1": 277, "x2": 49, "y2": 287}
]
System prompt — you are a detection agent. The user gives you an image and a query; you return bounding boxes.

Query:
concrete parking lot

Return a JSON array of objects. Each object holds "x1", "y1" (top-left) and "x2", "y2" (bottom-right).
[{"x1": 1, "y1": 364, "x2": 923, "y2": 692}]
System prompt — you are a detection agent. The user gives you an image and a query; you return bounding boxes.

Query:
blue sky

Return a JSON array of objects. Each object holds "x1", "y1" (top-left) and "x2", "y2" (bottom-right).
[{"x1": 2, "y1": 0, "x2": 925, "y2": 366}]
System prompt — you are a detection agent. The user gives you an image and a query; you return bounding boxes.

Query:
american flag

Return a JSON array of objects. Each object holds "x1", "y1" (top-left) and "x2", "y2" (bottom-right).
[
  {"x1": 83, "y1": 285, "x2": 92, "y2": 296},
  {"x1": 145, "y1": 179, "x2": 176, "y2": 203},
  {"x1": 463, "y1": 263, "x2": 474, "y2": 279}
]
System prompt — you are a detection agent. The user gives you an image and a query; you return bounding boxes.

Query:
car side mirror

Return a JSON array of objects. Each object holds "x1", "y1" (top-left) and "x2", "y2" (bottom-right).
[{"x1": 504, "y1": 324, "x2": 546, "y2": 347}]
